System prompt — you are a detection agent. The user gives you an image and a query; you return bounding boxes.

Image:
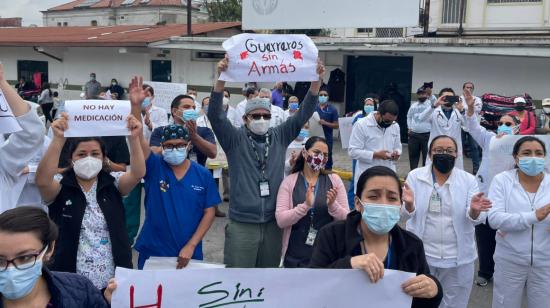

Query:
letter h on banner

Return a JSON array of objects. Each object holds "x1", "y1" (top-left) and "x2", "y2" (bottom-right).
[{"x1": 130, "y1": 285, "x2": 163, "y2": 308}]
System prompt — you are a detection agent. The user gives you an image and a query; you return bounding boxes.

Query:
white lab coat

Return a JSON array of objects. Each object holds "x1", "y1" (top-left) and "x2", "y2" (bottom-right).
[
  {"x1": 404, "y1": 165, "x2": 484, "y2": 267},
  {"x1": 0, "y1": 103, "x2": 45, "y2": 213},
  {"x1": 17, "y1": 136, "x2": 51, "y2": 210},
  {"x1": 143, "y1": 105, "x2": 168, "y2": 142},
  {"x1": 488, "y1": 169, "x2": 550, "y2": 308},
  {"x1": 348, "y1": 112, "x2": 402, "y2": 192},
  {"x1": 465, "y1": 113, "x2": 495, "y2": 194},
  {"x1": 419, "y1": 106, "x2": 465, "y2": 169}
]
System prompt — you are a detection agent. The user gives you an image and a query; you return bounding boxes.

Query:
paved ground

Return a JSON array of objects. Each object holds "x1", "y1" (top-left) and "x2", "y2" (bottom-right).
[{"x1": 136, "y1": 142, "x2": 516, "y2": 308}]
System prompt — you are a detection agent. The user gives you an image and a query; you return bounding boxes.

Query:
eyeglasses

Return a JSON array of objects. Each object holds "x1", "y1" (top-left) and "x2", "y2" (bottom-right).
[
  {"x1": 432, "y1": 148, "x2": 456, "y2": 155},
  {"x1": 248, "y1": 114, "x2": 272, "y2": 120},
  {"x1": 162, "y1": 144, "x2": 188, "y2": 151},
  {"x1": 0, "y1": 246, "x2": 47, "y2": 271},
  {"x1": 497, "y1": 122, "x2": 514, "y2": 127}
]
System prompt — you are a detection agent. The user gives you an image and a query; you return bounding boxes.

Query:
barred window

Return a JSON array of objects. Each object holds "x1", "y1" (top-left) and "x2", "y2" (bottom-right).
[{"x1": 488, "y1": 0, "x2": 541, "y2": 3}]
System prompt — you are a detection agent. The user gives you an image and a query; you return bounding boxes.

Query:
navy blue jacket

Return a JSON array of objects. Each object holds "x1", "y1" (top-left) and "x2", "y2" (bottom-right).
[{"x1": 0, "y1": 268, "x2": 108, "y2": 307}]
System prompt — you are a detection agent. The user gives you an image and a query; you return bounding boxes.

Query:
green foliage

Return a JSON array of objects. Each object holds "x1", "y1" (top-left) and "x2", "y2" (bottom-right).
[{"x1": 203, "y1": 0, "x2": 242, "y2": 22}]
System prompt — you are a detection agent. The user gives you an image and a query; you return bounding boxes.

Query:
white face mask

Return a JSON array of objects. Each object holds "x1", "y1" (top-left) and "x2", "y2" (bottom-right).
[
  {"x1": 73, "y1": 156, "x2": 103, "y2": 180},
  {"x1": 223, "y1": 97, "x2": 230, "y2": 106},
  {"x1": 544, "y1": 107, "x2": 550, "y2": 114},
  {"x1": 249, "y1": 118, "x2": 270, "y2": 135}
]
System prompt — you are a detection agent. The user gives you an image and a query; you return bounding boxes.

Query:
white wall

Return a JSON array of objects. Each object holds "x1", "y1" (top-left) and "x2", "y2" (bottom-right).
[{"x1": 43, "y1": 7, "x2": 208, "y2": 27}]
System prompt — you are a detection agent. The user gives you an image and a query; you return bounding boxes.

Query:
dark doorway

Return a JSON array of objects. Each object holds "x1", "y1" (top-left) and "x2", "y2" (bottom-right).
[
  {"x1": 345, "y1": 55, "x2": 413, "y2": 142},
  {"x1": 17, "y1": 60, "x2": 48, "y2": 88},
  {"x1": 151, "y1": 60, "x2": 172, "y2": 82}
]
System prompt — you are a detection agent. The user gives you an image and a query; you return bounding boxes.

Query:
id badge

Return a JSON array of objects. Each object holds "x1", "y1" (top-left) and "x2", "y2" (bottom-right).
[
  {"x1": 259, "y1": 180, "x2": 270, "y2": 198},
  {"x1": 189, "y1": 152, "x2": 198, "y2": 162},
  {"x1": 305, "y1": 227, "x2": 318, "y2": 246},
  {"x1": 429, "y1": 191, "x2": 441, "y2": 213}
]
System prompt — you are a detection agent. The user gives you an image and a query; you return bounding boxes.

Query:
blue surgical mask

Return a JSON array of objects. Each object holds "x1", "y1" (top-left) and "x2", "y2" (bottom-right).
[
  {"x1": 360, "y1": 201, "x2": 400, "y2": 235},
  {"x1": 497, "y1": 124, "x2": 513, "y2": 135},
  {"x1": 297, "y1": 129, "x2": 309, "y2": 140},
  {"x1": 163, "y1": 148, "x2": 187, "y2": 166},
  {"x1": 364, "y1": 105, "x2": 375, "y2": 114},
  {"x1": 181, "y1": 109, "x2": 199, "y2": 122},
  {"x1": 318, "y1": 96, "x2": 328, "y2": 104},
  {"x1": 141, "y1": 97, "x2": 152, "y2": 109},
  {"x1": 0, "y1": 248, "x2": 47, "y2": 300},
  {"x1": 518, "y1": 157, "x2": 546, "y2": 176},
  {"x1": 289, "y1": 102, "x2": 299, "y2": 111}
]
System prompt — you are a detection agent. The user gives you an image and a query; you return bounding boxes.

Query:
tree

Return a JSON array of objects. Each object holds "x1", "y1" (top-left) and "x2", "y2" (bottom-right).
[{"x1": 203, "y1": 0, "x2": 242, "y2": 22}]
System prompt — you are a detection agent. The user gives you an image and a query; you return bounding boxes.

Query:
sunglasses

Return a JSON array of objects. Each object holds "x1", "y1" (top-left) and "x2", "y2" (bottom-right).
[
  {"x1": 248, "y1": 114, "x2": 272, "y2": 120},
  {"x1": 497, "y1": 122, "x2": 514, "y2": 127}
]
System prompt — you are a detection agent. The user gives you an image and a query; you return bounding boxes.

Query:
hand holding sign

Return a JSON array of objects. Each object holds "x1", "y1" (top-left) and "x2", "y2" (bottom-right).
[
  {"x1": 219, "y1": 34, "x2": 319, "y2": 82},
  {"x1": 51, "y1": 113, "x2": 69, "y2": 141},
  {"x1": 127, "y1": 114, "x2": 143, "y2": 139}
]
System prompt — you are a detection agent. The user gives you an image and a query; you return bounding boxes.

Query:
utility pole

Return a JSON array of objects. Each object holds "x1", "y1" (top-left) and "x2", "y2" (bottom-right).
[
  {"x1": 423, "y1": 0, "x2": 431, "y2": 37},
  {"x1": 187, "y1": 0, "x2": 192, "y2": 36},
  {"x1": 458, "y1": 0, "x2": 466, "y2": 36}
]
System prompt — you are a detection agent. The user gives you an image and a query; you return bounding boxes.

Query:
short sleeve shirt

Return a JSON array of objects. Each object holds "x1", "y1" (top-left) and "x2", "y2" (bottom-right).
[
  {"x1": 316, "y1": 104, "x2": 339, "y2": 144},
  {"x1": 134, "y1": 155, "x2": 221, "y2": 259}
]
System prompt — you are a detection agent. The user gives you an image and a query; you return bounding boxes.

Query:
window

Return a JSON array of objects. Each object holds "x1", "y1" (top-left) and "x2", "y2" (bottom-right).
[
  {"x1": 488, "y1": 0, "x2": 540, "y2": 3},
  {"x1": 357, "y1": 28, "x2": 373, "y2": 33},
  {"x1": 57, "y1": 22, "x2": 62, "y2": 27},
  {"x1": 120, "y1": 15, "x2": 125, "y2": 20},
  {"x1": 63, "y1": 22, "x2": 68, "y2": 26},
  {"x1": 91, "y1": 20, "x2": 98, "y2": 26},
  {"x1": 441, "y1": 0, "x2": 467, "y2": 24},
  {"x1": 17, "y1": 60, "x2": 49, "y2": 90}
]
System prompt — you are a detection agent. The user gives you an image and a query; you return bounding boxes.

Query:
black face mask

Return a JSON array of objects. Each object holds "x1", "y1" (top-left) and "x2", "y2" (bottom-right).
[
  {"x1": 432, "y1": 154, "x2": 456, "y2": 174},
  {"x1": 418, "y1": 97, "x2": 428, "y2": 103},
  {"x1": 379, "y1": 120, "x2": 392, "y2": 128},
  {"x1": 515, "y1": 105, "x2": 526, "y2": 112}
]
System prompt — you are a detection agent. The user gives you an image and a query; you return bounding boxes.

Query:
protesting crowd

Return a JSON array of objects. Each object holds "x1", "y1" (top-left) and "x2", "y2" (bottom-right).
[{"x1": 1, "y1": 46, "x2": 550, "y2": 308}]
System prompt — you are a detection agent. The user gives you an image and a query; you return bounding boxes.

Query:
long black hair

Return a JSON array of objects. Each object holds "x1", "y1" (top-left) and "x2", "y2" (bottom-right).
[
  {"x1": 0, "y1": 207, "x2": 58, "y2": 253},
  {"x1": 42, "y1": 82, "x2": 52, "y2": 97},
  {"x1": 290, "y1": 136, "x2": 328, "y2": 174},
  {"x1": 355, "y1": 166, "x2": 402, "y2": 199},
  {"x1": 513, "y1": 136, "x2": 547, "y2": 157}
]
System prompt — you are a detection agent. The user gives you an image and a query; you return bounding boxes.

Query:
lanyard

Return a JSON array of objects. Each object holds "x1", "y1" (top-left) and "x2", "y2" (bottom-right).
[
  {"x1": 359, "y1": 234, "x2": 393, "y2": 268},
  {"x1": 247, "y1": 131, "x2": 270, "y2": 180}
]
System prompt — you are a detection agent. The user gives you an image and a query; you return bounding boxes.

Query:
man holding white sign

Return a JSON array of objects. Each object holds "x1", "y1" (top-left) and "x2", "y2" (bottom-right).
[
  {"x1": 209, "y1": 47, "x2": 325, "y2": 267},
  {"x1": 0, "y1": 62, "x2": 45, "y2": 214}
]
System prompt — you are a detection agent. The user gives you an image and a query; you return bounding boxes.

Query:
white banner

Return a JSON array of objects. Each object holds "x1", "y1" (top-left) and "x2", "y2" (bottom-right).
[
  {"x1": 64, "y1": 100, "x2": 131, "y2": 137},
  {"x1": 219, "y1": 34, "x2": 318, "y2": 82},
  {"x1": 488, "y1": 135, "x2": 550, "y2": 183},
  {"x1": 112, "y1": 267, "x2": 414, "y2": 308},
  {"x1": 143, "y1": 81, "x2": 187, "y2": 112},
  {"x1": 0, "y1": 89, "x2": 22, "y2": 134},
  {"x1": 338, "y1": 117, "x2": 355, "y2": 149},
  {"x1": 242, "y1": 0, "x2": 420, "y2": 30}
]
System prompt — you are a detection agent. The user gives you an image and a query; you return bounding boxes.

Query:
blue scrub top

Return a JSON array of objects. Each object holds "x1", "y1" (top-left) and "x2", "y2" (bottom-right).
[{"x1": 134, "y1": 154, "x2": 221, "y2": 260}]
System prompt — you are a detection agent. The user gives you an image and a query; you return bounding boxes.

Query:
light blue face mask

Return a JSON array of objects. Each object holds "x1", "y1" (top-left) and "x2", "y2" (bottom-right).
[
  {"x1": 289, "y1": 102, "x2": 299, "y2": 111},
  {"x1": 141, "y1": 97, "x2": 152, "y2": 110},
  {"x1": 518, "y1": 157, "x2": 546, "y2": 176},
  {"x1": 297, "y1": 129, "x2": 309, "y2": 140},
  {"x1": 364, "y1": 105, "x2": 375, "y2": 114},
  {"x1": 318, "y1": 96, "x2": 328, "y2": 104},
  {"x1": 360, "y1": 201, "x2": 400, "y2": 235},
  {"x1": 163, "y1": 148, "x2": 187, "y2": 166},
  {"x1": 497, "y1": 124, "x2": 514, "y2": 135},
  {"x1": 181, "y1": 109, "x2": 199, "y2": 122},
  {"x1": 0, "y1": 248, "x2": 46, "y2": 300}
]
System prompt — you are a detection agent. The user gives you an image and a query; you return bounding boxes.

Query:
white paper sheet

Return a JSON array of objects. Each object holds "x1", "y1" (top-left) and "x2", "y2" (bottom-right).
[
  {"x1": 112, "y1": 267, "x2": 414, "y2": 308},
  {"x1": 220, "y1": 34, "x2": 319, "y2": 82},
  {"x1": 64, "y1": 100, "x2": 131, "y2": 137}
]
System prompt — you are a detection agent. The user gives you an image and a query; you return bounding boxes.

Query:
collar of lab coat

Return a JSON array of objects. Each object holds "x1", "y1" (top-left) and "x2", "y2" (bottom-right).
[{"x1": 417, "y1": 164, "x2": 457, "y2": 187}]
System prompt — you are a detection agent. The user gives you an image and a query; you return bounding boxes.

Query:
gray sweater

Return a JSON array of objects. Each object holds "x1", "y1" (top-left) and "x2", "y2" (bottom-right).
[{"x1": 208, "y1": 90, "x2": 318, "y2": 223}]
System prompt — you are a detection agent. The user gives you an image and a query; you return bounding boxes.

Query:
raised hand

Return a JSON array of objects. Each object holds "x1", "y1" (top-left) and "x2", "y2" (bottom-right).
[
  {"x1": 217, "y1": 56, "x2": 229, "y2": 76},
  {"x1": 469, "y1": 192, "x2": 492, "y2": 219},
  {"x1": 402, "y1": 182, "x2": 414, "y2": 212},
  {"x1": 51, "y1": 113, "x2": 69, "y2": 140},
  {"x1": 128, "y1": 76, "x2": 146, "y2": 108},
  {"x1": 127, "y1": 114, "x2": 142, "y2": 138}
]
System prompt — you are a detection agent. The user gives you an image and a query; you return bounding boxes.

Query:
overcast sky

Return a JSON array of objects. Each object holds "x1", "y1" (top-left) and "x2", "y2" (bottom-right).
[{"x1": 0, "y1": 0, "x2": 68, "y2": 26}]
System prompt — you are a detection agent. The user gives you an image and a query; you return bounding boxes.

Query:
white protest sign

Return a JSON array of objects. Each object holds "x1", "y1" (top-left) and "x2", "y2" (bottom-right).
[
  {"x1": 64, "y1": 100, "x2": 131, "y2": 137},
  {"x1": 112, "y1": 267, "x2": 414, "y2": 308},
  {"x1": 143, "y1": 81, "x2": 187, "y2": 112},
  {"x1": 338, "y1": 117, "x2": 354, "y2": 149},
  {"x1": 488, "y1": 135, "x2": 550, "y2": 183},
  {"x1": 219, "y1": 34, "x2": 318, "y2": 82},
  {"x1": 0, "y1": 89, "x2": 22, "y2": 134},
  {"x1": 144, "y1": 257, "x2": 225, "y2": 270},
  {"x1": 242, "y1": 0, "x2": 419, "y2": 30}
]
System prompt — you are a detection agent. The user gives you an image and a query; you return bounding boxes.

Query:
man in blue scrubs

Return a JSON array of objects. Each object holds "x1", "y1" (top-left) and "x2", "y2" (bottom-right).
[{"x1": 134, "y1": 124, "x2": 219, "y2": 269}]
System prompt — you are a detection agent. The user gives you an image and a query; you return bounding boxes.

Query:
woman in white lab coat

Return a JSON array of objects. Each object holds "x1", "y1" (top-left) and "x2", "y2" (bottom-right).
[
  {"x1": 463, "y1": 91, "x2": 520, "y2": 286},
  {"x1": 404, "y1": 135, "x2": 492, "y2": 308},
  {"x1": 488, "y1": 136, "x2": 550, "y2": 308},
  {"x1": 418, "y1": 88, "x2": 466, "y2": 169}
]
